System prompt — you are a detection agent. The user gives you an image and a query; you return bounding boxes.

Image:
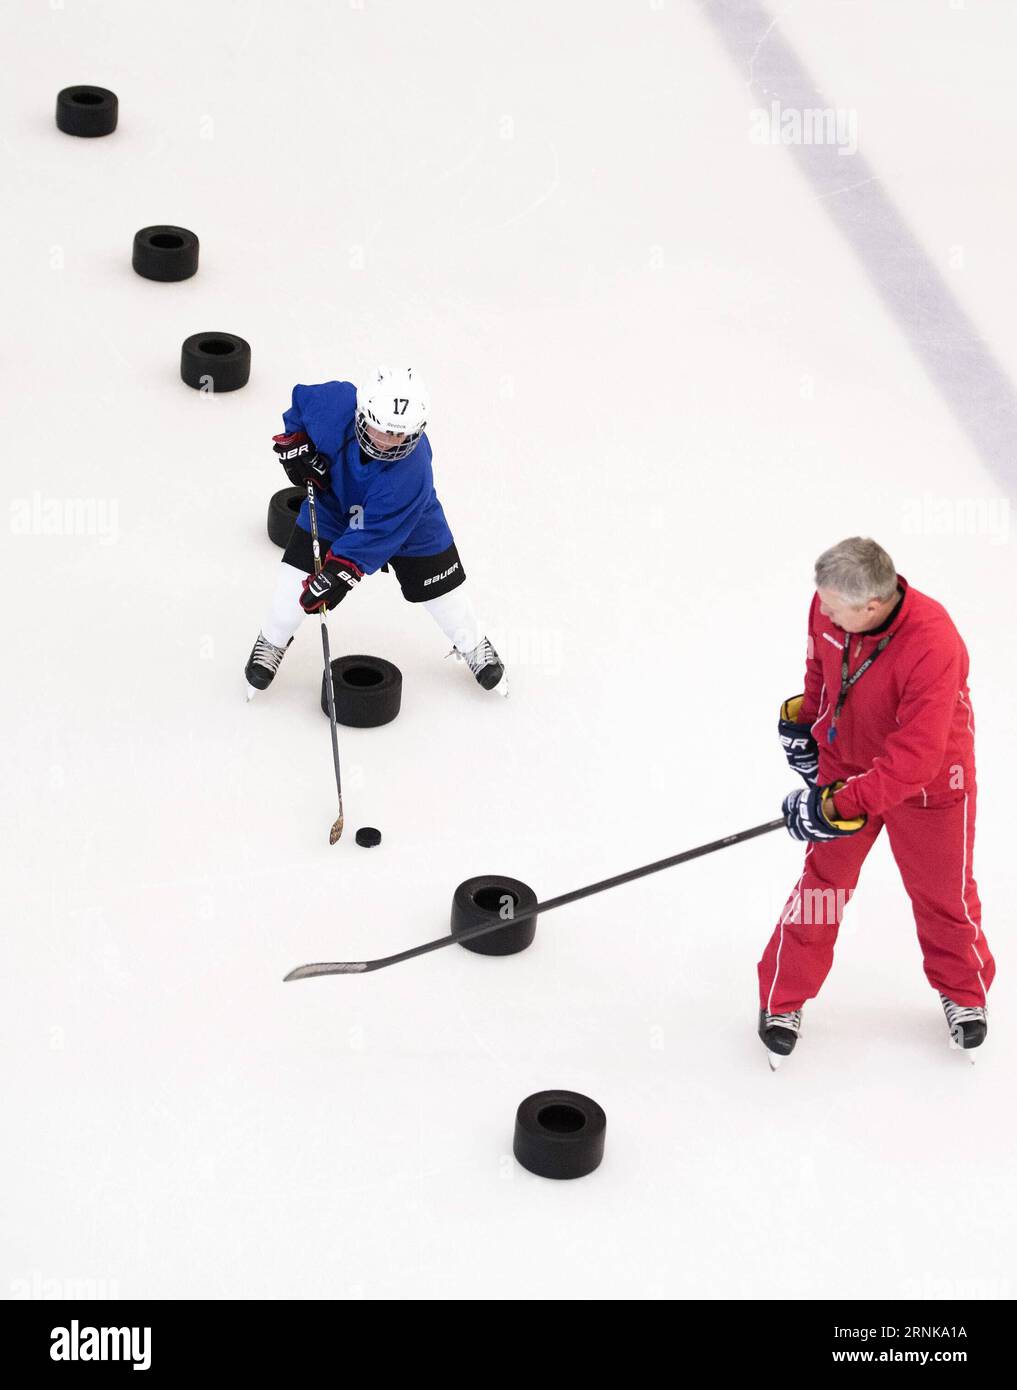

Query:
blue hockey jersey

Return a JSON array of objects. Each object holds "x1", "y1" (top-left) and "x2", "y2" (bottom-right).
[{"x1": 282, "y1": 380, "x2": 453, "y2": 573}]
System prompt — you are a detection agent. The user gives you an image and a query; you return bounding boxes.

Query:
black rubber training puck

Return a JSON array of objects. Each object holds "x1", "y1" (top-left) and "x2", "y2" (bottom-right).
[
  {"x1": 321, "y1": 655, "x2": 402, "y2": 728},
  {"x1": 355, "y1": 827, "x2": 382, "y2": 848},
  {"x1": 132, "y1": 226, "x2": 199, "y2": 282},
  {"x1": 267, "y1": 487, "x2": 304, "y2": 548},
  {"x1": 180, "y1": 332, "x2": 251, "y2": 393},
  {"x1": 55, "y1": 86, "x2": 118, "y2": 137},
  {"x1": 451, "y1": 875, "x2": 538, "y2": 956},
  {"x1": 513, "y1": 1091, "x2": 606, "y2": 1180}
]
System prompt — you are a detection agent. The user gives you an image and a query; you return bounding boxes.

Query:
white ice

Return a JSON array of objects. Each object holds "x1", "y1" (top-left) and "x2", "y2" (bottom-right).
[{"x1": 2, "y1": 0, "x2": 1015, "y2": 1300}]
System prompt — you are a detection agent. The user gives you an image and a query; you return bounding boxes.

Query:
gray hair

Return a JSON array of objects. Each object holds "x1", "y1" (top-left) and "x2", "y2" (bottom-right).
[{"x1": 814, "y1": 537, "x2": 898, "y2": 606}]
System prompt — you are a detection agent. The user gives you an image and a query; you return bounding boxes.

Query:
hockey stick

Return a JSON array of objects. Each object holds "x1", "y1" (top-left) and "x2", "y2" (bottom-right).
[
  {"x1": 306, "y1": 479, "x2": 344, "y2": 845},
  {"x1": 284, "y1": 816, "x2": 785, "y2": 978}
]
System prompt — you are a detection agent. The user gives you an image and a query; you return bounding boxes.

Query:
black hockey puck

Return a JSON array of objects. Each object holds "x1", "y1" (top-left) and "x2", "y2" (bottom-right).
[
  {"x1": 321, "y1": 655, "x2": 402, "y2": 728},
  {"x1": 451, "y1": 875, "x2": 538, "y2": 956},
  {"x1": 132, "y1": 226, "x2": 199, "y2": 282},
  {"x1": 180, "y1": 332, "x2": 251, "y2": 393},
  {"x1": 267, "y1": 487, "x2": 304, "y2": 548},
  {"x1": 513, "y1": 1091, "x2": 606, "y2": 1180},
  {"x1": 355, "y1": 827, "x2": 382, "y2": 848},
  {"x1": 55, "y1": 86, "x2": 118, "y2": 137}
]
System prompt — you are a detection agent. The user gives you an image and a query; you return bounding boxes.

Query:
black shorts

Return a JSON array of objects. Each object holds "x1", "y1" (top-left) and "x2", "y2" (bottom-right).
[{"x1": 282, "y1": 528, "x2": 466, "y2": 604}]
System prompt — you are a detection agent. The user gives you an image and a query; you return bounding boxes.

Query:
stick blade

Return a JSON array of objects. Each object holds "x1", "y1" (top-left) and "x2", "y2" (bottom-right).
[
  {"x1": 284, "y1": 961, "x2": 367, "y2": 981},
  {"x1": 329, "y1": 814, "x2": 343, "y2": 845}
]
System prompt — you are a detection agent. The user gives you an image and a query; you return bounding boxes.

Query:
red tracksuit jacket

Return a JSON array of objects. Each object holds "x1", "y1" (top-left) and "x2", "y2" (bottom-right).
[{"x1": 800, "y1": 576, "x2": 976, "y2": 819}]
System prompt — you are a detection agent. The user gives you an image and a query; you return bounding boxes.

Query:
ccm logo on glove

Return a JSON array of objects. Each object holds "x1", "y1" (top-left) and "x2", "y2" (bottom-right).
[{"x1": 300, "y1": 553, "x2": 363, "y2": 613}]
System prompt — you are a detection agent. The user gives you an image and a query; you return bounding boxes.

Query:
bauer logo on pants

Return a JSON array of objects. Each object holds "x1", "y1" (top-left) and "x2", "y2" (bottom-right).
[{"x1": 423, "y1": 562, "x2": 459, "y2": 587}]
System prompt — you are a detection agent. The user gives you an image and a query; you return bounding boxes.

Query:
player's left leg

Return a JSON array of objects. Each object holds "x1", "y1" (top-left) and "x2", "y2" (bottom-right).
[
  {"x1": 884, "y1": 788, "x2": 994, "y2": 1008},
  {"x1": 390, "y1": 543, "x2": 508, "y2": 695}
]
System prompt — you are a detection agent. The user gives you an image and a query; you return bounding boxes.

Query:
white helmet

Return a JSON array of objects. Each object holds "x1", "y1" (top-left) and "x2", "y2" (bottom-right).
[{"x1": 355, "y1": 365, "x2": 429, "y2": 461}]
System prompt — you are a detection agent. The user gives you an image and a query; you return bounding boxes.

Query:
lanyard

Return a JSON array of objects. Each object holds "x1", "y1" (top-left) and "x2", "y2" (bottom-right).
[{"x1": 827, "y1": 629, "x2": 895, "y2": 743}]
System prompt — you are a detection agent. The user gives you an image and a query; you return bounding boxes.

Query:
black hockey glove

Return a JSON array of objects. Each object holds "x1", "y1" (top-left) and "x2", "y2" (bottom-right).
[
  {"x1": 778, "y1": 693, "x2": 819, "y2": 787},
  {"x1": 782, "y1": 782, "x2": 866, "y2": 843},
  {"x1": 273, "y1": 430, "x2": 329, "y2": 489},
  {"x1": 299, "y1": 552, "x2": 363, "y2": 614}
]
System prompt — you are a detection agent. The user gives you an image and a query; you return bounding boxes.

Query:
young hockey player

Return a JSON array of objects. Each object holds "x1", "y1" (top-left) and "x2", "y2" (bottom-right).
[
  {"x1": 759, "y1": 537, "x2": 992, "y2": 1067},
  {"x1": 245, "y1": 366, "x2": 507, "y2": 699}
]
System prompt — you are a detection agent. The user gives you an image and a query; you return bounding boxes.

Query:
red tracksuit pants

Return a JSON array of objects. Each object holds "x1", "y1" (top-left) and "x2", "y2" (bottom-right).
[{"x1": 758, "y1": 789, "x2": 993, "y2": 1014}]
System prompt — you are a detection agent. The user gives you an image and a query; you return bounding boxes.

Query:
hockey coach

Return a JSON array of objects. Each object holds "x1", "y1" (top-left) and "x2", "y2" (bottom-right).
[{"x1": 757, "y1": 537, "x2": 993, "y2": 1064}]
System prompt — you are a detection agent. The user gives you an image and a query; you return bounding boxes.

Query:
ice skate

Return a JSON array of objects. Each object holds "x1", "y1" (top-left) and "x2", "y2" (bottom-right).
[
  {"x1": 450, "y1": 636, "x2": 508, "y2": 696},
  {"x1": 758, "y1": 1007, "x2": 803, "y2": 1070},
  {"x1": 245, "y1": 632, "x2": 292, "y2": 699},
  {"x1": 940, "y1": 993, "x2": 987, "y2": 1061}
]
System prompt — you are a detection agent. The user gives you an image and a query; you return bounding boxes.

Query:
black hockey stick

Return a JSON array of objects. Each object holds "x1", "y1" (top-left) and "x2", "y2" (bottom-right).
[
  {"x1": 306, "y1": 479, "x2": 344, "y2": 844},
  {"x1": 284, "y1": 816, "x2": 785, "y2": 978}
]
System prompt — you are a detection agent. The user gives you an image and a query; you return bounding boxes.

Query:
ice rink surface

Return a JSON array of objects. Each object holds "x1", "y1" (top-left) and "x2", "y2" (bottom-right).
[{"x1": 2, "y1": 0, "x2": 1015, "y2": 1300}]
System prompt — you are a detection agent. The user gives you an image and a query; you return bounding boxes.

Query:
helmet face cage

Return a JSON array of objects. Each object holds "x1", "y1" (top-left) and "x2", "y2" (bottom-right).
[{"x1": 354, "y1": 408, "x2": 425, "y2": 461}]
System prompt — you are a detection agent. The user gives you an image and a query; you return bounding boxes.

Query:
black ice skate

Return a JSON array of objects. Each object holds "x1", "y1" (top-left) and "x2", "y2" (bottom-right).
[
  {"x1": 939, "y1": 993, "x2": 987, "y2": 1059},
  {"x1": 245, "y1": 632, "x2": 293, "y2": 700},
  {"x1": 451, "y1": 636, "x2": 508, "y2": 696},
  {"x1": 758, "y1": 1007, "x2": 803, "y2": 1070}
]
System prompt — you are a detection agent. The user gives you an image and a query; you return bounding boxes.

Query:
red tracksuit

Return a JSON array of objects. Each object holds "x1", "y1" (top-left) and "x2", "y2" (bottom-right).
[{"x1": 758, "y1": 576, "x2": 993, "y2": 1014}]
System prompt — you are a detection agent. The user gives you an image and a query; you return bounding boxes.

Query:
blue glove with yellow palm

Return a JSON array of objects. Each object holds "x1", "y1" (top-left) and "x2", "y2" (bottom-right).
[
  {"x1": 778, "y1": 693, "x2": 819, "y2": 788},
  {"x1": 783, "y1": 781, "x2": 866, "y2": 843}
]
